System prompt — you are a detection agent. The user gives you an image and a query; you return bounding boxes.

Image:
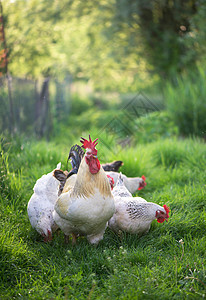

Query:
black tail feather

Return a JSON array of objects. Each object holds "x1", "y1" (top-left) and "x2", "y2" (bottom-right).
[{"x1": 67, "y1": 144, "x2": 84, "y2": 177}]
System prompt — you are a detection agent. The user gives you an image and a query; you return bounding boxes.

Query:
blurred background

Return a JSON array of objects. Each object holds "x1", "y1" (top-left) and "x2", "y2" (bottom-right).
[{"x1": 0, "y1": 0, "x2": 206, "y2": 144}]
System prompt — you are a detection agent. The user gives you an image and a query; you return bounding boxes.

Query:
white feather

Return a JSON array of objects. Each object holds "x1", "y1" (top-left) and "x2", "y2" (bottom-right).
[
  {"x1": 53, "y1": 159, "x2": 115, "y2": 244},
  {"x1": 108, "y1": 173, "x2": 165, "y2": 235},
  {"x1": 27, "y1": 162, "x2": 61, "y2": 239},
  {"x1": 105, "y1": 171, "x2": 144, "y2": 194}
]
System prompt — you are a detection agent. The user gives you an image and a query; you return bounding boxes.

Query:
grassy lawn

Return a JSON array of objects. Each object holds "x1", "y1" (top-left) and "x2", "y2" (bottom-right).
[{"x1": 0, "y1": 135, "x2": 205, "y2": 299}]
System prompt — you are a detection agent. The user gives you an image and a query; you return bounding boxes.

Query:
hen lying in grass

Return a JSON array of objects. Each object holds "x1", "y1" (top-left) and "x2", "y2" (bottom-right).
[
  {"x1": 108, "y1": 173, "x2": 169, "y2": 235},
  {"x1": 27, "y1": 163, "x2": 61, "y2": 242}
]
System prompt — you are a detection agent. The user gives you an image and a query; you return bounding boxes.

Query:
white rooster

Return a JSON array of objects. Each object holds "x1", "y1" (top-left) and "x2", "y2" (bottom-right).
[
  {"x1": 108, "y1": 173, "x2": 169, "y2": 235},
  {"x1": 27, "y1": 162, "x2": 61, "y2": 242},
  {"x1": 53, "y1": 136, "x2": 115, "y2": 245},
  {"x1": 105, "y1": 171, "x2": 146, "y2": 194}
]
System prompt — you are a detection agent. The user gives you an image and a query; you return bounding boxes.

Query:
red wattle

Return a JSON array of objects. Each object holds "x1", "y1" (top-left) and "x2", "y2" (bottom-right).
[
  {"x1": 88, "y1": 158, "x2": 100, "y2": 174},
  {"x1": 157, "y1": 217, "x2": 165, "y2": 223}
]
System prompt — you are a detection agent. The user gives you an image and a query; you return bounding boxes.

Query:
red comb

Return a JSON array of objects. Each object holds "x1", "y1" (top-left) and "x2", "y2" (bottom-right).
[
  {"x1": 163, "y1": 205, "x2": 170, "y2": 218},
  {"x1": 141, "y1": 175, "x2": 146, "y2": 181},
  {"x1": 80, "y1": 135, "x2": 98, "y2": 151}
]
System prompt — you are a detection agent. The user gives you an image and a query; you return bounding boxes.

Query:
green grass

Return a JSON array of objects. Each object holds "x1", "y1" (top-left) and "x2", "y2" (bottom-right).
[{"x1": 0, "y1": 135, "x2": 206, "y2": 299}]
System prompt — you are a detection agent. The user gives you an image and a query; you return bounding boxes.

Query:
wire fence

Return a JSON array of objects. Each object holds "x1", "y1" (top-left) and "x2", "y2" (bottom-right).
[
  {"x1": 0, "y1": 75, "x2": 163, "y2": 143},
  {"x1": 0, "y1": 75, "x2": 72, "y2": 138}
]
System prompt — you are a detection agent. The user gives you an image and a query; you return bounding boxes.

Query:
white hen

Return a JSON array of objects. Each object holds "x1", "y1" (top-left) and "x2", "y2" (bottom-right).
[
  {"x1": 108, "y1": 173, "x2": 169, "y2": 235},
  {"x1": 27, "y1": 162, "x2": 61, "y2": 242},
  {"x1": 105, "y1": 171, "x2": 146, "y2": 194}
]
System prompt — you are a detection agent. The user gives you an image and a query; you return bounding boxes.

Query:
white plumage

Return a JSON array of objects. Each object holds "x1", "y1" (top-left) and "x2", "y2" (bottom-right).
[
  {"x1": 105, "y1": 171, "x2": 146, "y2": 194},
  {"x1": 108, "y1": 173, "x2": 169, "y2": 235},
  {"x1": 53, "y1": 158, "x2": 115, "y2": 244},
  {"x1": 27, "y1": 162, "x2": 61, "y2": 241},
  {"x1": 61, "y1": 174, "x2": 77, "y2": 194},
  {"x1": 53, "y1": 139, "x2": 115, "y2": 245}
]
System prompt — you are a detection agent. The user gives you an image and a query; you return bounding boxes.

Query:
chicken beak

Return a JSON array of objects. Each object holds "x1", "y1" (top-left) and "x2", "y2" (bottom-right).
[{"x1": 93, "y1": 155, "x2": 98, "y2": 158}]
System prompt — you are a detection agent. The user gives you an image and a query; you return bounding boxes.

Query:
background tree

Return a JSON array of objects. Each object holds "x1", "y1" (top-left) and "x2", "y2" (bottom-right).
[
  {"x1": 1, "y1": 0, "x2": 206, "y2": 138},
  {"x1": 0, "y1": 0, "x2": 14, "y2": 133},
  {"x1": 2, "y1": 0, "x2": 206, "y2": 86},
  {"x1": 106, "y1": 0, "x2": 199, "y2": 80}
]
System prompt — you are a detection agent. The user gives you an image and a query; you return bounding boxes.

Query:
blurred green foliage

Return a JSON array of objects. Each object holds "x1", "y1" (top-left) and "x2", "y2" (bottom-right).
[
  {"x1": 108, "y1": 0, "x2": 198, "y2": 79},
  {"x1": 165, "y1": 67, "x2": 206, "y2": 137},
  {"x1": 1, "y1": 0, "x2": 206, "y2": 139},
  {"x1": 2, "y1": 0, "x2": 206, "y2": 86},
  {"x1": 133, "y1": 111, "x2": 179, "y2": 143}
]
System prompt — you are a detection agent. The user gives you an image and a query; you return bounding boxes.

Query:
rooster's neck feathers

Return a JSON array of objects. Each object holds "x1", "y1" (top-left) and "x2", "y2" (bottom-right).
[{"x1": 71, "y1": 158, "x2": 112, "y2": 198}]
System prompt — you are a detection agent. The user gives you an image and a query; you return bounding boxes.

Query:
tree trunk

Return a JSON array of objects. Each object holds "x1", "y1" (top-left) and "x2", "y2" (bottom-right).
[
  {"x1": 34, "y1": 80, "x2": 40, "y2": 135},
  {"x1": 0, "y1": 1, "x2": 15, "y2": 134},
  {"x1": 35, "y1": 77, "x2": 52, "y2": 138}
]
